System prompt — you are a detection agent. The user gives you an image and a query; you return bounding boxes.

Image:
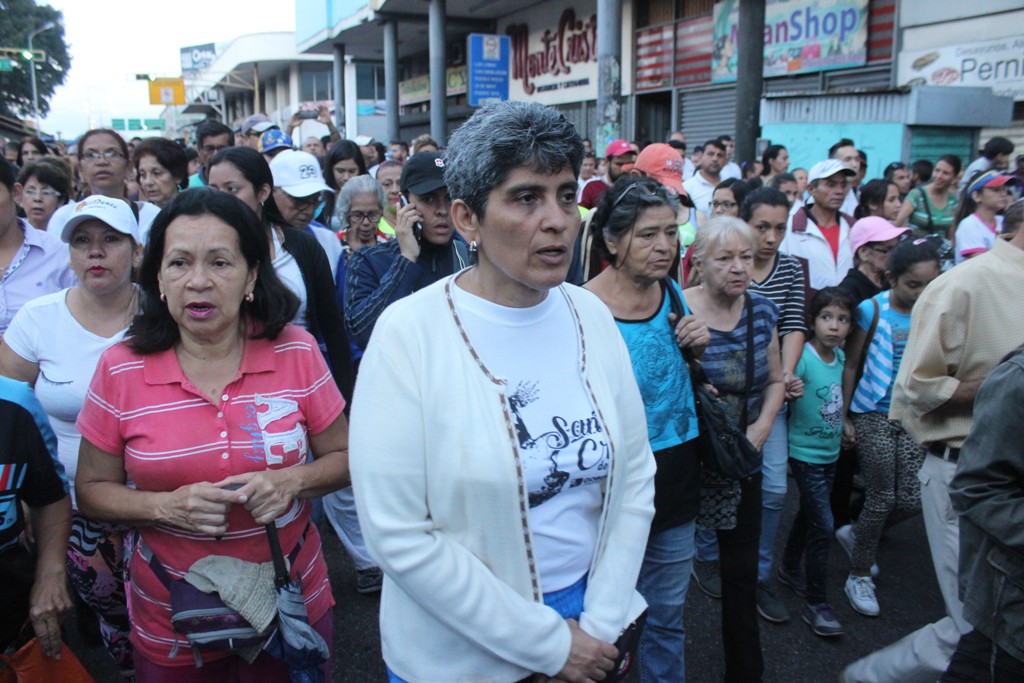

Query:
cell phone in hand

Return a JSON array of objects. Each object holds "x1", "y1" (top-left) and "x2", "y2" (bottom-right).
[
  {"x1": 299, "y1": 110, "x2": 318, "y2": 119},
  {"x1": 400, "y1": 194, "x2": 424, "y2": 241}
]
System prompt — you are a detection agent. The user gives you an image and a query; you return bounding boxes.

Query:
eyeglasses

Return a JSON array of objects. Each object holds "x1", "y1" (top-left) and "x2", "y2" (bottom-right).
[
  {"x1": 711, "y1": 200, "x2": 737, "y2": 211},
  {"x1": 22, "y1": 188, "x2": 61, "y2": 200},
  {"x1": 82, "y1": 149, "x2": 125, "y2": 162},
  {"x1": 347, "y1": 210, "x2": 382, "y2": 224},
  {"x1": 288, "y1": 193, "x2": 323, "y2": 209}
]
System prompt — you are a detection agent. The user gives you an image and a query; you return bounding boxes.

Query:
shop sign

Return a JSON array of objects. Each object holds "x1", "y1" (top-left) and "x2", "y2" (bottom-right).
[
  {"x1": 712, "y1": 0, "x2": 868, "y2": 83},
  {"x1": 498, "y1": 1, "x2": 598, "y2": 106},
  {"x1": 399, "y1": 66, "x2": 468, "y2": 106},
  {"x1": 899, "y1": 37, "x2": 1024, "y2": 101},
  {"x1": 468, "y1": 34, "x2": 511, "y2": 106},
  {"x1": 180, "y1": 43, "x2": 216, "y2": 73}
]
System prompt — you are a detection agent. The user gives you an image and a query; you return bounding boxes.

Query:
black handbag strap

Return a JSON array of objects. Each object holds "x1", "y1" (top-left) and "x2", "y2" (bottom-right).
[
  {"x1": 663, "y1": 278, "x2": 707, "y2": 384},
  {"x1": 742, "y1": 293, "x2": 754, "y2": 429}
]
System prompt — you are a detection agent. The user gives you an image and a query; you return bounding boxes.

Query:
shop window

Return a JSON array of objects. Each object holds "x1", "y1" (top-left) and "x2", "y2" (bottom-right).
[
  {"x1": 639, "y1": 0, "x2": 675, "y2": 28},
  {"x1": 678, "y1": 0, "x2": 714, "y2": 19},
  {"x1": 300, "y1": 63, "x2": 333, "y2": 102},
  {"x1": 356, "y1": 64, "x2": 386, "y2": 101}
]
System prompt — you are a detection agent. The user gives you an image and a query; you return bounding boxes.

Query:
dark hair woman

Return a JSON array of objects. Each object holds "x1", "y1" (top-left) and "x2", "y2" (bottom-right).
[
  {"x1": 321, "y1": 140, "x2": 368, "y2": 229},
  {"x1": 75, "y1": 188, "x2": 350, "y2": 681},
  {"x1": 17, "y1": 136, "x2": 49, "y2": 167},
  {"x1": 854, "y1": 179, "x2": 902, "y2": 222},
  {"x1": 839, "y1": 238, "x2": 940, "y2": 618},
  {"x1": 585, "y1": 175, "x2": 709, "y2": 680},
  {"x1": 15, "y1": 158, "x2": 71, "y2": 231},
  {"x1": 207, "y1": 146, "x2": 352, "y2": 403},
  {"x1": 133, "y1": 137, "x2": 188, "y2": 210},
  {"x1": 760, "y1": 145, "x2": 789, "y2": 185},
  {"x1": 896, "y1": 154, "x2": 961, "y2": 269}
]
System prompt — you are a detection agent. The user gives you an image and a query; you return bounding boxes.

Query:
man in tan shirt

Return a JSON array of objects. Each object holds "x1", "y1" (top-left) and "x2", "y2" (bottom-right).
[{"x1": 843, "y1": 234, "x2": 1024, "y2": 682}]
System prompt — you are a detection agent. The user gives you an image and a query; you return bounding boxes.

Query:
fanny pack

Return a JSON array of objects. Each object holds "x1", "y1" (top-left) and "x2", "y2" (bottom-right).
[{"x1": 138, "y1": 523, "x2": 308, "y2": 666}]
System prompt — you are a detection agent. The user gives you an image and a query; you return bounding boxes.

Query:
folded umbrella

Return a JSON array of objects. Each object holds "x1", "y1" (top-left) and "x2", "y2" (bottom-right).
[{"x1": 263, "y1": 523, "x2": 330, "y2": 683}]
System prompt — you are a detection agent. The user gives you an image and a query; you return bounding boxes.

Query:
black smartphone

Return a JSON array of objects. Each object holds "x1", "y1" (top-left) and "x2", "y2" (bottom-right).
[
  {"x1": 400, "y1": 194, "x2": 423, "y2": 241},
  {"x1": 298, "y1": 110, "x2": 318, "y2": 119}
]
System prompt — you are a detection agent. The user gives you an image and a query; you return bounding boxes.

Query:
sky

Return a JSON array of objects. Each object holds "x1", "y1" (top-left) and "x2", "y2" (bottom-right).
[{"x1": 40, "y1": 0, "x2": 294, "y2": 139}]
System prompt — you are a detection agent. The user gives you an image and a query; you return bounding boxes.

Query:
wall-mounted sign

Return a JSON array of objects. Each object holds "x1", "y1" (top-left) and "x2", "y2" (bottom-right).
[
  {"x1": 180, "y1": 43, "x2": 216, "y2": 72},
  {"x1": 398, "y1": 66, "x2": 468, "y2": 106},
  {"x1": 899, "y1": 37, "x2": 1024, "y2": 101},
  {"x1": 498, "y1": 1, "x2": 597, "y2": 106},
  {"x1": 149, "y1": 78, "x2": 186, "y2": 105},
  {"x1": 468, "y1": 34, "x2": 510, "y2": 106},
  {"x1": 712, "y1": 0, "x2": 869, "y2": 83}
]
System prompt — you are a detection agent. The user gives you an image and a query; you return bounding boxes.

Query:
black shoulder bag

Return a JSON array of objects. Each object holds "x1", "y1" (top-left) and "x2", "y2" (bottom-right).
[{"x1": 664, "y1": 279, "x2": 761, "y2": 481}]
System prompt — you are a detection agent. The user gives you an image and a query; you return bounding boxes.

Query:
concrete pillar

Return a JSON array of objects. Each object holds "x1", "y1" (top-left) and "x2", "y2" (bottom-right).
[
  {"x1": 333, "y1": 43, "x2": 346, "y2": 136},
  {"x1": 734, "y1": 0, "x2": 765, "y2": 170},
  {"x1": 429, "y1": 0, "x2": 447, "y2": 144},
  {"x1": 595, "y1": 0, "x2": 623, "y2": 148},
  {"x1": 289, "y1": 63, "x2": 301, "y2": 110},
  {"x1": 383, "y1": 20, "x2": 400, "y2": 144}
]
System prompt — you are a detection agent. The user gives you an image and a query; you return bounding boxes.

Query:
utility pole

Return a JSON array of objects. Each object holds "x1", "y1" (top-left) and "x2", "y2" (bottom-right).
[
  {"x1": 734, "y1": 0, "x2": 765, "y2": 171},
  {"x1": 26, "y1": 20, "x2": 58, "y2": 132},
  {"x1": 595, "y1": 0, "x2": 623, "y2": 148}
]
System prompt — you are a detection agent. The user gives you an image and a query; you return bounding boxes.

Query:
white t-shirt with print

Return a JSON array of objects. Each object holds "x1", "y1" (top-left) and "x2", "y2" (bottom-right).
[
  {"x1": 451, "y1": 284, "x2": 608, "y2": 593},
  {"x1": 3, "y1": 289, "x2": 128, "y2": 508}
]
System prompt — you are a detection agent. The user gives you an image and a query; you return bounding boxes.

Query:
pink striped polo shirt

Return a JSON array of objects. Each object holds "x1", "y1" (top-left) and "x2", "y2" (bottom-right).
[{"x1": 77, "y1": 325, "x2": 345, "y2": 665}]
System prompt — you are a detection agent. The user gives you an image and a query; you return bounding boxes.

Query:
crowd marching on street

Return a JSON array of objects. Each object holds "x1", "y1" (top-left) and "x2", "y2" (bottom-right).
[{"x1": 2, "y1": 96, "x2": 1023, "y2": 683}]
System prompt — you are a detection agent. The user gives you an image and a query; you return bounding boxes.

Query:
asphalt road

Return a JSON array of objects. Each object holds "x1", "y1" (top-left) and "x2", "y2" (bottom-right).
[{"x1": 70, "y1": 480, "x2": 947, "y2": 682}]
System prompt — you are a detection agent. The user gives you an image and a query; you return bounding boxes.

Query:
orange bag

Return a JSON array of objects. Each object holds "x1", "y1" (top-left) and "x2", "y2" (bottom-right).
[{"x1": 0, "y1": 637, "x2": 94, "y2": 683}]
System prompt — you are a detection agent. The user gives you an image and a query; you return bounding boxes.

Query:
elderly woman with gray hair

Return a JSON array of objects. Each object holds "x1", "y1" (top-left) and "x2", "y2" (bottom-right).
[
  {"x1": 685, "y1": 217, "x2": 784, "y2": 682},
  {"x1": 336, "y1": 174, "x2": 388, "y2": 252},
  {"x1": 350, "y1": 101, "x2": 655, "y2": 683}
]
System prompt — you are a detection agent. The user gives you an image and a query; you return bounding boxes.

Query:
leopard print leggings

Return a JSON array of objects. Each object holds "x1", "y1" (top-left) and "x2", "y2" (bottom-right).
[{"x1": 849, "y1": 412, "x2": 927, "y2": 571}]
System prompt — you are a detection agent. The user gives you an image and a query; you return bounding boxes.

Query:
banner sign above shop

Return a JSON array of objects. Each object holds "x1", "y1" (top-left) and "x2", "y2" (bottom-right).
[{"x1": 712, "y1": 0, "x2": 869, "y2": 82}]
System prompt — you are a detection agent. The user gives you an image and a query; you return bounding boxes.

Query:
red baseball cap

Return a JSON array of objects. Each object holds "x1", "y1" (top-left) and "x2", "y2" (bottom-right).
[
  {"x1": 633, "y1": 143, "x2": 693, "y2": 207},
  {"x1": 605, "y1": 139, "x2": 632, "y2": 159}
]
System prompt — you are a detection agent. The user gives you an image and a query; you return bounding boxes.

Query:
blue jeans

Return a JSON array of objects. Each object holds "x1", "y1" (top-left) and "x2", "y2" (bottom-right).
[
  {"x1": 759, "y1": 407, "x2": 789, "y2": 583},
  {"x1": 782, "y1": 459, "x2": 837, "y2": 605},
  {"x1": 387, "y1": 575, "x2": 587, "y2": 683},
  {"x1": 636, "y1": 520, "x2": 696, "y2": 683}
]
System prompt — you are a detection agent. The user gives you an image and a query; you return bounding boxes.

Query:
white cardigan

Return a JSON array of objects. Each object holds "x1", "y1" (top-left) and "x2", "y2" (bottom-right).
[{"x1": 350, "y1": 276, "x2": 656, "y2": 683}]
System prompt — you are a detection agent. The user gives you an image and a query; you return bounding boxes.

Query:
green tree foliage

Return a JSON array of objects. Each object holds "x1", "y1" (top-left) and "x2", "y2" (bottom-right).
[{"x1": 0, "y1": 0, "x2": 71, "y2": 120}]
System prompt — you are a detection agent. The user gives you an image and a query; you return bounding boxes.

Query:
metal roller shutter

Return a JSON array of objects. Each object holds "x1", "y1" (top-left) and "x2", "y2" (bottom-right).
[{"x1": 678, "y1": 86, "x2": 737, "y2": 145}]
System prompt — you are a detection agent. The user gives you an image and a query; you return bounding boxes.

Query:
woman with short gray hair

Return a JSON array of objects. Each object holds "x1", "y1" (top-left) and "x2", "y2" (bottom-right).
[
  {"x1": 336, "y1": 174, "x2": 387, "y2": 252},
  {"x1": 351, "y1": 101, "x2": 655, "y2": 682}
]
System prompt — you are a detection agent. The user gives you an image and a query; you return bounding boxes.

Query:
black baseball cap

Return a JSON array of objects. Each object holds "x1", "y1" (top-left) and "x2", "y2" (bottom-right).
[{"x1": 400, "y1": 151, "x2": 447, "y2": 195}]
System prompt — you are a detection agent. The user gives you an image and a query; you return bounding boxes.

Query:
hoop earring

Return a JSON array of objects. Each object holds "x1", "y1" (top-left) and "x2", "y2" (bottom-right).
[{"x1": 469, "y1": 240, "x2": 478, "y2": 266}]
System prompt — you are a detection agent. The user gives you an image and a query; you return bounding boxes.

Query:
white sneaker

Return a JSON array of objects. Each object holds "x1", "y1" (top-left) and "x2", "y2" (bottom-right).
[
  {"x1": 835, "y1": 524, "x2": 879, "y2": 578},
  {"x1": 845, "y1": 574, "x2": 880, "y2": 617}
]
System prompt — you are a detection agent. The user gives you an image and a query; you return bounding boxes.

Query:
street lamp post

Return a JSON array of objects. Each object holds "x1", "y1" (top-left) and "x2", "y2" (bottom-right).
[{"x1": 27, "y1": 20, "x2": 58, "y2": 132}]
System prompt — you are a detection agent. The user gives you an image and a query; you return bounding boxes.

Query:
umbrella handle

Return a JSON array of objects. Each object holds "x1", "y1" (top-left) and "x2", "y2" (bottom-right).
[{"x1": 265, "y1": 523, "x2": 289, "y2": 585}]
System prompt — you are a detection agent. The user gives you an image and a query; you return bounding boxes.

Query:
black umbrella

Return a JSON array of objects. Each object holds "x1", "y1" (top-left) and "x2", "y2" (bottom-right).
[{"x1": 263, "y1": 523, "x2": 330, "y2": 683}]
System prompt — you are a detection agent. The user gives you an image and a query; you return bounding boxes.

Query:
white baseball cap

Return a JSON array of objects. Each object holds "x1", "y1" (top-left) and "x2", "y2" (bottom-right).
[
  {"x1": 61, "y1": 195, "x2": 140, "y2": 243},
  {"x1": 269, "y1": 150, "x2": 333, "y2": 198},
  {"x1": 808, "y1": 159, "x2": 857, "y2": 184}
]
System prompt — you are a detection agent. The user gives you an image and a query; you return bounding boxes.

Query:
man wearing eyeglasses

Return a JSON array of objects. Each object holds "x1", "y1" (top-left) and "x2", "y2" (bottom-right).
[
  {"x1": 270, "y1": 150, "x2": 343, "y2": 279},
  {"x1": 187, "y1": 120, "x2": 234, "y2": 188}
]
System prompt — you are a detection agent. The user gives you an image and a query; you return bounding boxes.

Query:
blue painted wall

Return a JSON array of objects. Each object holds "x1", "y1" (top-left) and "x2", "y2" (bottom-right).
[
  {"x1": 295, "y1": 0, "x2": 368, "y2": 46},
  {"x1": 761, "y1": 123, "x2": 908, "y2": 180}
]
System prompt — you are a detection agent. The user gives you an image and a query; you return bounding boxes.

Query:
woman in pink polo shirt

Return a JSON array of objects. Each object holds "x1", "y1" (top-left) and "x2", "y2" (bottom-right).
[{"x1": 74, "y1": 188, "x2": 350, "y2": 682}]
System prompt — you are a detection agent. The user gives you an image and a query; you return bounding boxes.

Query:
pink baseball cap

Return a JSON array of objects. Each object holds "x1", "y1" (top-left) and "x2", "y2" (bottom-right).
[
  {"x1": 633, "y1": 143, "x2": 694, "y2": 207},
  {"x1": 849, "y1": 216, "x2": 909, "y2": 256},
  {"x1": 605, "y1": 139, "x2": 632, "y2": 159}
]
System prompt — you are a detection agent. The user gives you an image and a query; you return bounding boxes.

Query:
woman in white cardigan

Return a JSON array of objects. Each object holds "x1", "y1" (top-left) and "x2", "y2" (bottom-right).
[{"x1": 350, "y1": 101, "x2": 656, "y2": 683}]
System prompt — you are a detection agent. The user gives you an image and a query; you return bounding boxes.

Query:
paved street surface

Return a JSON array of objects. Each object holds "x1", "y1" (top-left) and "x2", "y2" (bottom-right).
[{"x1": 71, "y1": 479, "x2": 946, "y2": 682}]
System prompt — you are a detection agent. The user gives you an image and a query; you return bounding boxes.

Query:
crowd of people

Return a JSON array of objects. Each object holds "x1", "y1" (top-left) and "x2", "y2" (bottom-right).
[{"x1": 0, "y1": 103, "x2": 1022, "y2": 683}]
